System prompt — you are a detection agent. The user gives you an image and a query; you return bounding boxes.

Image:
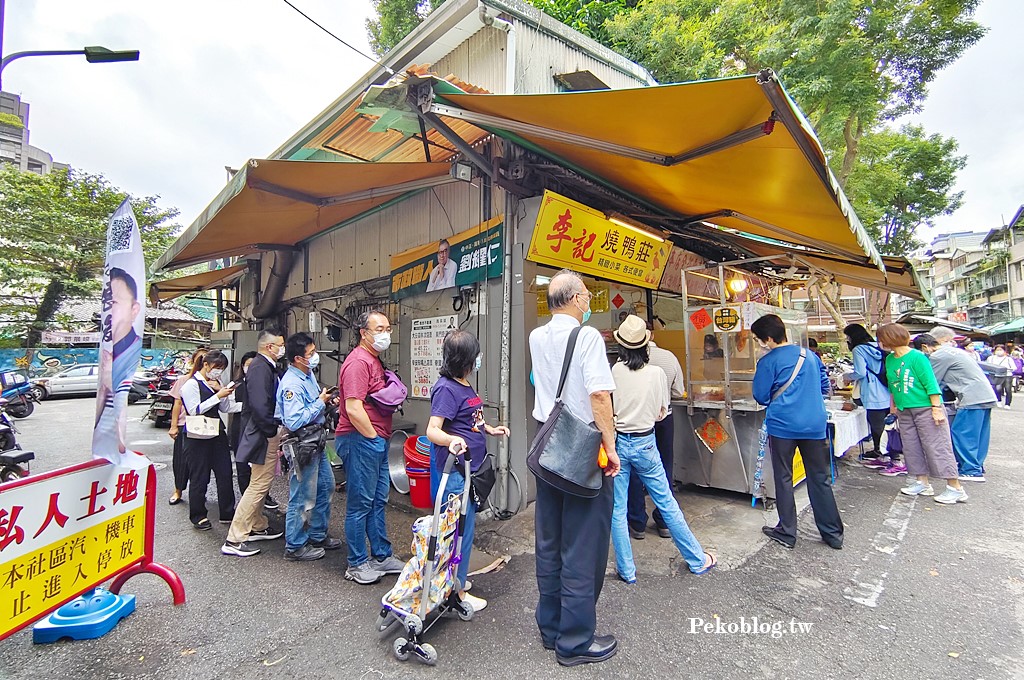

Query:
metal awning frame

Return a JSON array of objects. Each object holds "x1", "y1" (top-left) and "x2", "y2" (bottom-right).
[{"x1": 246, "y1": 172, "x2": 459, "y2": 209}]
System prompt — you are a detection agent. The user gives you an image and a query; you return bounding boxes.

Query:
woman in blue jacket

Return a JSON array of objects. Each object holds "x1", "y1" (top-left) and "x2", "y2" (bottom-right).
[
  {"x1": 752, "y1": 315, "x2": 844, "y2": 551},
  {"x1": 843, "y1": 324, "x2": 892, "y2": 468}
]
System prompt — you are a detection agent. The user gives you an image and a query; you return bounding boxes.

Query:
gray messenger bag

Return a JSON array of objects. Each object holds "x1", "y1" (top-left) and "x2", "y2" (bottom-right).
[{"x1": 527, "y1": 327, "x2": 604, "y2": 498}]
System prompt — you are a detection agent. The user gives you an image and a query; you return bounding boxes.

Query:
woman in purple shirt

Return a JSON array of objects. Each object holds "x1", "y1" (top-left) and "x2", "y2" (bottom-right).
[{"x1": 426, "y1": 330, "x2": 509, "y2": 614}]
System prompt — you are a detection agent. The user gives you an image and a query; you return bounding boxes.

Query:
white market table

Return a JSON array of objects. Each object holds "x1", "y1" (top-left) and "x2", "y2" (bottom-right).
[{"x1": 828, "y1": 407, "x2": 870, "y2": 457}]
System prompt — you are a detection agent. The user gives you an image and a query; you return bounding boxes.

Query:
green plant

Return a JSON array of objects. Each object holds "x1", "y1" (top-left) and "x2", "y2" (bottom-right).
[{"x1": 0, "y1": 112, "x2": 24, "y2": 129}]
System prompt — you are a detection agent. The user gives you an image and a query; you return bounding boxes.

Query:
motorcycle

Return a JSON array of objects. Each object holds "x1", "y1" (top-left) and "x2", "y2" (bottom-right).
[
  {"x1": 0, "y1": 371, "x2": 35, "y2": 419},
  {"x1": 0, "y1": 400, "x2": 19, "y2": 452},
  {"x1": 146, "y1": 389, "x2": 175, "y2": 427},
  {"x1": 0, "y1": 449, "x2": 34, "y2": 483},
  {"x1": 128, "y1": 382, "x2": 149, "y2": 405}
]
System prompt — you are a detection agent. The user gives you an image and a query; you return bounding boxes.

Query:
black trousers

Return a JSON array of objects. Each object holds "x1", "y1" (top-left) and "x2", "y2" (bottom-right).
[
  {"x1": 184, "y1": 432, "x2": 235, "y2": 525},
  {"x1": 172, "y1": 434, "x2": 189, "y2": 492},
  {"x1": 769, "y1": 436, "x2": 843, "y2": 545},
  {"x1": 535, "y1": 475, "x2": 614, "y2": 656},
  {"x1": 626, "y1": 415, "x2": 674, "y2": 530},
  {"x1": 865, "y1": 408, "x2": 888, "y2": 454}
]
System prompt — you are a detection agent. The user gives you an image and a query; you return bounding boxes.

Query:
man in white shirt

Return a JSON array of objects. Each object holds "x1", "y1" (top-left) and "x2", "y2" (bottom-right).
[
  {"x1": 627, "y1": 333, "x2": 685, "y2": 539},
  {"x1": 425, "y1": 239, "x2": 458, "y2": 291},
  {"x1": 529, "y1": 269, "x2": 620, "y2": 667}
]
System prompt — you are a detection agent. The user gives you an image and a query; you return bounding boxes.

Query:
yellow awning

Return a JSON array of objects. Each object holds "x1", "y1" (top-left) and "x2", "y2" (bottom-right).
[
  {"x1": 437, "y1": 71, "x2": 882, "y2": 270},
  {"x1": 155, "y1": 160, "x2": 456, "y2": 270},
  {"x1": 148, "y1": 264, "x2": 249, "y2": 304}
]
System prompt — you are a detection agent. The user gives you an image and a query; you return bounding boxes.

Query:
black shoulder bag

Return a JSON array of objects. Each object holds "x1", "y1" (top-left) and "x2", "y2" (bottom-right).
[{"x1": 526, "y1": 327, "x2": 604, "y2": 498}]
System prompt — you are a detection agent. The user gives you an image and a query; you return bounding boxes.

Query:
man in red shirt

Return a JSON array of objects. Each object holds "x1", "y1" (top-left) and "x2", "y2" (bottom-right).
[{"x1": 335, "y1": 310, "x2": 404, "y2": 584}]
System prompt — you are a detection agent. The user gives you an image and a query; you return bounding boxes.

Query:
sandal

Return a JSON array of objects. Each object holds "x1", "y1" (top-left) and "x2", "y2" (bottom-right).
[
  {"x1": 193, "y1": 518, "x2": 212, "y2": 531},
  {"x1": 168, "y1": 494, "x2": 183, "y2": 506},
  {"x1": 691, "y1": 552, "x2": 717, "y2": 575}
]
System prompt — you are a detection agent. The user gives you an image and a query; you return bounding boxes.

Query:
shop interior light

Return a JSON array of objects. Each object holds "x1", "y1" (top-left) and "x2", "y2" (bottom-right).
[
  {"x1": 451, "y1": 160, "x2": 474, "y2": 182},
  {"x1": 607, "y1": 213, "x2": 666, "y2": 243},
  {"x1": 728, "y1": 277, "x2": 749, "y2": 293}
]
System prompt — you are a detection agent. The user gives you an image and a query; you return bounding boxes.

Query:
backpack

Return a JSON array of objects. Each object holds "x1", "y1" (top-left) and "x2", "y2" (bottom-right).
[{"x1": 870, "y1": 346, "x2": 890, "y2": 387}]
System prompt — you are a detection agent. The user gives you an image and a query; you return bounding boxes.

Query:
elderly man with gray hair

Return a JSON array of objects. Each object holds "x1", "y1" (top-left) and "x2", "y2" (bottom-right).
[
  {"x1": 530, "y1": 269, "x2": 621, "y2": 667},
  {"x1": 920, "y1": 327, "x2": 997, "y2": 482}
]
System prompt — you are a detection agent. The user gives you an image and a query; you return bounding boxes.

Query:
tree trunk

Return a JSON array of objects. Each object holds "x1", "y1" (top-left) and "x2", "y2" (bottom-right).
[
  {"x1": 811, "y1": 278, "x2": 848, "y2": 351},
  {"x1": 25, "y1": 278, "x2": 65, "y2": 347},
  {"x1": 838, "y1": 114, "x2": 862, "y2": 187},
  {"x1": 864, "y1": 290, "x2": 892, "y2": 328}
]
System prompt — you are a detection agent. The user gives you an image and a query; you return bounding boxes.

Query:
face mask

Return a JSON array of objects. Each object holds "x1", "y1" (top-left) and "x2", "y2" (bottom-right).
[
  {"x1": 305, "y1": 352, "x2": 320, "y2": 369},
  {"x1": 207, "y1": 368, "x2": 223, "y2": 380},
  {"x1": 243, "y1": 365, "x2": 250, "y2": 375},
  {"x1": 474, "y1": 355, "x2": 482, "y2": 372},
  {"x1": 576, "y1": 294, "x2": 592, "y2": 325},
  {"x1": 275, "y1": 345, "x2": 286, "y2": 359},
  {"x1": 371, "y1": 332, "x2": 391, "y2": 352}
]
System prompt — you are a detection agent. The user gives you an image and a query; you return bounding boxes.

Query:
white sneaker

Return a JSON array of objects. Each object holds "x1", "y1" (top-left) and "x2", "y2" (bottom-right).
[
  {"x1": 933, "y1": 485, "x2": 968, "y2": 504},
  {"x1": 462, "y1": 592, "x2": 487, "y2": 613},
  {"x1": 463, "y1": 579, "x2": 473, "y2": 592},
  {"x1": 957, "y1": 474, "x2": 986, "y2": 482},
  {"x1": 900, "y1": 480, "x2": 935, "y2": 496}
]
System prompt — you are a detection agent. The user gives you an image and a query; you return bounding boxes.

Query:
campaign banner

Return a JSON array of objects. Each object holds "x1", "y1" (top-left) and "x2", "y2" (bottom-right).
[
  {"x1": 92, "y1": 200, "x2": 148, "y2": 468},
  {"x1": 390, "y1": 216, "x2": 504, "y2": 300},
  {"x1": 528, "y1": 190, "x2": 672, "y2": 290},
  {"x1": 409, "y1": 314, "x2": 459, "y2": 399},
  {"x1": 40, "y1": 331, "x2": 102, "y2": 345},
  {"x1": 0, "y1": 463, "x2": 149, "y2": 640}
]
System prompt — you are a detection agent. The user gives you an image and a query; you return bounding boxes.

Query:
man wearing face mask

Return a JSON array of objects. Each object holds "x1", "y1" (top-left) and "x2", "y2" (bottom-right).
[
  {"x1": 223, "y1": 329, "x2": 287, "y2": 558},
  {"x1": 277, "y1": 332, "x2": 340, "y2": 561},
  {"x1": 335, "y1": 310, "x2": 405, "y2": 584}
]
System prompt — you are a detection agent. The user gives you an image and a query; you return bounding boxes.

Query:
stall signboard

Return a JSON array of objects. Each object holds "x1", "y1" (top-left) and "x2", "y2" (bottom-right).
[
  {"x1": 409, "y1": 315, "x2": 459, "y2": 399},
  {"x1": 390, "y1": 216, "x2": 504, "y2": 300},
  {"x1": 659, "y1": 247, "x2": 714, "y2": 296},
  {"x1": 529, "y1": 191, "x2": 672, "y2": 290},
  {"x1": 713, "y1": 306, "x2": 743, "y2": 333}
]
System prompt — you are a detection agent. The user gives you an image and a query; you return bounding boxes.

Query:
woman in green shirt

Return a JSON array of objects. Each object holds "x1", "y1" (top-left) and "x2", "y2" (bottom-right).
[{"x1": 876, "y1": 324, "x2": 966, "y2": 504}]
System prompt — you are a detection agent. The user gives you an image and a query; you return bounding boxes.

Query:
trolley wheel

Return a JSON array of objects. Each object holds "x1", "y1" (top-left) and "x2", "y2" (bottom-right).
[
  {"x1": 393, "y1": 637, "x2": 410, "y2": 662},
  {"x1": 406, "y1": 614, "x2": 423, "y2": 635},
  {"x1": 417, "y1": 643, "x2": 437, "y2": 666},
  {"x1": 457, "y1": 599, "x2": 474, "y2": 622}
]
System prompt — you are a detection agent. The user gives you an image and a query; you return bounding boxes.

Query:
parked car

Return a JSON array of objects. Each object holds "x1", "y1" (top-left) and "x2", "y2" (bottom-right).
[{"x1": 32, "y1": 364, "x2": 99, "y2": 399}]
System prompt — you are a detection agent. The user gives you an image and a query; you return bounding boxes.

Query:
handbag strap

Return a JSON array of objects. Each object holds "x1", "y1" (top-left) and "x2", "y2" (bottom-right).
[
  {"x1": 771, "y1": 348, "x2": 806, "y2": 402},
  {"x1": 554, "y1": 327, "x2": 584, "y2": 401}
]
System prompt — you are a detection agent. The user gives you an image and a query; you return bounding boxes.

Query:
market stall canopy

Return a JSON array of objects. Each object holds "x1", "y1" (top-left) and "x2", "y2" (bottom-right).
[
  {"x1": 894, "y1": 313, "x2": 988, "y2": 338},
  {"x1": 731, "y1": 238, "x2": 929, "y2": 302},
  {"x1": 148, "y1": 264, "x2": 248, "y2": 304},
  {"x1": 155, "y1": 160, "x2": 456, "y2": 270},
  {"x1": 434, "y1": 70, "x2": 883, "y2": 270},
  {"x1": 988, "y1": 317, "x2": 1024, "y2": 335}
]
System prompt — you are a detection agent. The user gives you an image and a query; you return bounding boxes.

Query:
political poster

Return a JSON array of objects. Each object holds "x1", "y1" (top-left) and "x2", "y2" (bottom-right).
[
  {"x1": 409, "y1": 315, "x2": 459, "y2": 399},
  {"x1": 390, "y1": 216, "x2": 504, "y2": 300},
  {"x1": 91, "y1": 200, "x2": 148, "y2": 468}
]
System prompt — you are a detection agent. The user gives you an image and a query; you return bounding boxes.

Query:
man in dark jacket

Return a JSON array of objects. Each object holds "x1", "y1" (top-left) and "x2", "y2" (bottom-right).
[{"x1": 222, "y1": 329, "x2": 286, "y2": 557}]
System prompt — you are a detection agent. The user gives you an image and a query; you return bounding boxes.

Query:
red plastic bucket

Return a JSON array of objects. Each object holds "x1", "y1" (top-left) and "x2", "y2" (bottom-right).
[
  {"x1": 407, "y1": 467, "x2": 432, "y2": 509},
  {"x1": 404, "y1": 435, "x2": 431, "y2": 469}
]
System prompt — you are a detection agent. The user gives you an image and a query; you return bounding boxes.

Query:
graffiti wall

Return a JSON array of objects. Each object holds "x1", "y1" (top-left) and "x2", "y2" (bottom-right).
[{"x1": 0, "y1": 348, "x2": 194, "y2": 378}]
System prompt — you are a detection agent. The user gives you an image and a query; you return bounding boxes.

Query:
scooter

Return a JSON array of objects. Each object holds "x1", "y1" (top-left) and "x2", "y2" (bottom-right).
[
  {"x1": 0, "y1": 400, "x2": 18, "y2": 452},
  {"x1": 147, "y1": 389, "x2": 175, "y2": 427},
  {"x1": 0, "y1": 449, "x2": 34, "y2": 483},
  {"x1": 0, "y1": 373, "x2": 35, "y2": 419}
]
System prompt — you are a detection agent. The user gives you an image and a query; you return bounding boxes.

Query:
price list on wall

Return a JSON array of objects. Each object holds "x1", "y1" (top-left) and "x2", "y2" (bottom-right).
[{"x1": 409, "y1": 315, "x2": 458, "y2": 399}]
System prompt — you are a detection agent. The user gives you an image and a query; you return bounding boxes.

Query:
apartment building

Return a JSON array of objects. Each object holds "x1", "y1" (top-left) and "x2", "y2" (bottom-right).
[{"x1": 0, "y1": 91, "x2": 65, "y2": 175}]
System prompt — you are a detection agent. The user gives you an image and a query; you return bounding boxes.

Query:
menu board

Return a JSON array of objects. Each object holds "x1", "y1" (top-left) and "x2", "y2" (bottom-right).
[{"x1": 409, "y1": 314, "x2": 458, "y2": 399}]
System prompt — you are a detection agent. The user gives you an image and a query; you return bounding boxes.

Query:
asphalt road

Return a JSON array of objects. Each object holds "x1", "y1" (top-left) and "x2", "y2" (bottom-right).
[{"x1": 1, "y1": 396, "x2": 1022, "y2": 679}]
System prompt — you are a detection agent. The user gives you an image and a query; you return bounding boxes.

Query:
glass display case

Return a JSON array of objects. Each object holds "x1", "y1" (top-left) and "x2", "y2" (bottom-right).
[{"x1": 683, "y1": 302, "x2": 808, "y2": 411}]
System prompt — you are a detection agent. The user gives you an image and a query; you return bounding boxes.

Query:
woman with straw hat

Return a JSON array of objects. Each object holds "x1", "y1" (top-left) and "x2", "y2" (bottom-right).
[{"x1": 609, "y1": 315, "x2": 715, "y2": 583}]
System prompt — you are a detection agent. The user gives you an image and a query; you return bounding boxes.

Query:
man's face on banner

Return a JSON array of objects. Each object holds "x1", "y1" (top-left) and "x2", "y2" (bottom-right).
[
  {"x1": 110, "y1": 277, "x2": 141, "y2": 344},
  {"x1": 437, "y1": 241, "x2": 450, "y2": 267}
]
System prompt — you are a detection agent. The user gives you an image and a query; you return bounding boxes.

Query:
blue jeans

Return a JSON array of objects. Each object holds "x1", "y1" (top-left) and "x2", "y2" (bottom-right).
[
  {"x1": 950, "y1": 407, "x2": 991, "y2": 477},
  {"x1": 611, "y1": 432, "x2": 706, "y2": 580},
  {"x1": 335, "y1": 433, "x2": 392, "y2": 567},
  {"x1": 285, "y1": 448, "x2": 333, "y2": 551},
  {"x1": 430, "y1": 463, "x2": 475, "y2": 588}
]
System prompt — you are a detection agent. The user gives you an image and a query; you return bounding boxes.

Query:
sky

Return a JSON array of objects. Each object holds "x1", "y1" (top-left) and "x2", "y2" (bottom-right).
[{"x1": 3, "y1": 0, "x2": 1021, "y2": 248}]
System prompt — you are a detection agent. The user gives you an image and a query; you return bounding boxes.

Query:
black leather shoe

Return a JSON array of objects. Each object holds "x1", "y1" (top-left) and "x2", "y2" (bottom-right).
[
  {"x1": 824, "y1": 537, "x2": 843, "y2": 550},
  {"x1": 761, "y1": 526, "x2": 795, "y2": 549},
  {"x1": 542, "y1": 639, "x2": 555, "y2": 651},
  {"x1": 656, "y1": 526, "x2": 671, "y2": 539},
  {"x1": 629, "y1": 527, "x2": 645, "y2": 540},
  {"x1": 556, "y1": 635, "x2": 618, "y2": 667}
]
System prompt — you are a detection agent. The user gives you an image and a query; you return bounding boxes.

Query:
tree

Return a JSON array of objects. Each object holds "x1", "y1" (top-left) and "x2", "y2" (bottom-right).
[
  {"x1": 528, "y1": 0, "x2": 634, "y2": 44},
  {"x1": 366, "y1": 0, "x2": 445, "y2": 56},
  {"x1": 605, "y1": 0, "x2": 985, "y2": 183},
  {"x1": 0, "y1": 166, "x2": 181, "y2": 346}
]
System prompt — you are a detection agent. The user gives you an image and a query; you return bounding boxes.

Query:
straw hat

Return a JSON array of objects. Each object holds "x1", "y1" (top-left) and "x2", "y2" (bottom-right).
[{"x1": 614, "y1": 314, "x2": 651, "y2": 349}]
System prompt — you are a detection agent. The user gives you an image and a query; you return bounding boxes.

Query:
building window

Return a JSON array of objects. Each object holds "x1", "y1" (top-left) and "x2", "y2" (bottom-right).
[{"x1": 838, "y1": 297, "x2": 865, "y2": 314}]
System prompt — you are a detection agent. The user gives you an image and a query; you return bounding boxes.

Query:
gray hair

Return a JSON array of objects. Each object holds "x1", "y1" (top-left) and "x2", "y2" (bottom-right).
[
  {"x1": 547, "y1": 269, "x2": 586, "y2": 311},
  {"x1": 354, "y1": 309, "x2": 388, "y2": 342},
  {"x1": 257, "y1": 328, "x2": 283, "y2": 346},
  {"x1": 929, "y1": 326, "x2": 957, "y2": 343}
]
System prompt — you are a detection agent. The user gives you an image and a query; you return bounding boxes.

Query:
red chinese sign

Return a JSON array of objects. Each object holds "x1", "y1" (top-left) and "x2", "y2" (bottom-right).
[{"x1": 690, "y1": 308, "x2": 713, "y2": 331}]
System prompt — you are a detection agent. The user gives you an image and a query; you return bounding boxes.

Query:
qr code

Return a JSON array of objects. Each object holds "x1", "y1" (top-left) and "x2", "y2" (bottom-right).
[{"x1": 108, "y1": 215, "x2": 135, "y2": 254}]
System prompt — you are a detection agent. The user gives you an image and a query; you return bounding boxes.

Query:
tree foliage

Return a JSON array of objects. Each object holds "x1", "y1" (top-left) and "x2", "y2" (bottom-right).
[
  {"x1": 0, "y1": 165, "x2": 181, "y2": 345},
  {"x1": 528, "y1": 0, "x2": 635, "y2": 44},
  {"x1": 844, "y1": 125, "x2": 966, "y2": 256},
  {"x1": 366, "y1": 0, "x2": 445, "y2": 56}
]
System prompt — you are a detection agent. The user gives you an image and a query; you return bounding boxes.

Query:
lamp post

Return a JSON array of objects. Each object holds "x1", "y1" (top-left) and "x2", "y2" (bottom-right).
[{"x1": 0, "y1": 1, "x2": 138, "y2": 91}]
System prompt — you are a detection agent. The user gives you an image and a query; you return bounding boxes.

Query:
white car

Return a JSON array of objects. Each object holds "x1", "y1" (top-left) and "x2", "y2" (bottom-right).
[{"x1": 31, "y1": 364, "x2": 99, "y2": 400}]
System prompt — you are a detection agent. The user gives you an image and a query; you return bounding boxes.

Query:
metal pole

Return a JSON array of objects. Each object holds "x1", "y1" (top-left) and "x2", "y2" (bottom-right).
[
  {"x1": 0, "y1": 49, "x2": 84, "y2": 89},
  {"x1": 682, "y1": 267, "x2": 692, "y2": 413},
  {"x1": 719, "y1": 264, "x2": 732, "y2": 411}
]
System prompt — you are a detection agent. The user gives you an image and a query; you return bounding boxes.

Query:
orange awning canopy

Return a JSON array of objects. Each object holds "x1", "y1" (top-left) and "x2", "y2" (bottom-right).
[
  {"x1": 155, "y1": 160, "x2": 455, "y2": 270},
  {"x1": 148, "y1": 264, "x2": 248, "y2": 304}
]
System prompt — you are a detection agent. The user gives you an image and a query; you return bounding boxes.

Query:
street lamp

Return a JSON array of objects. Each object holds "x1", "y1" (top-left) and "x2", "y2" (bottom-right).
[{"x1": 0, "y1": 46, "x2": 139, "y2": 90}]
